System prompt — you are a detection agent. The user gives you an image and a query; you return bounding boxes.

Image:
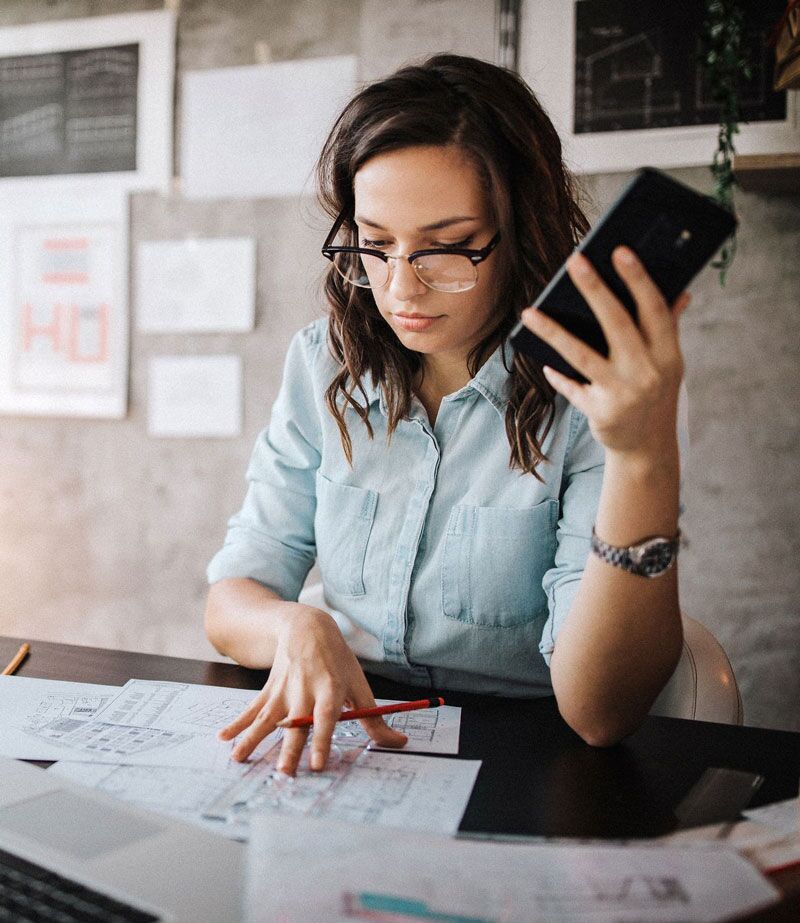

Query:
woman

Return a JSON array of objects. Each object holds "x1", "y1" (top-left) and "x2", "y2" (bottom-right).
[{"x1": 205, "y1": 55, "x2": 688, "y2": 775}]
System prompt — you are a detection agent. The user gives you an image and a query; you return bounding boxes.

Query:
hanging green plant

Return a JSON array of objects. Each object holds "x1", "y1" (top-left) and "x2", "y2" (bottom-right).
[{"x1": 701, "y1": 0, "x2": 752, "y2": 285}]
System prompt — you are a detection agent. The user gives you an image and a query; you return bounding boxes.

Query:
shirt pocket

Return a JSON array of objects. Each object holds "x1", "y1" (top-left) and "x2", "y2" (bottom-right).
[
  {"x1": 315, "y1": 473, "x2": 378, "y2": 597},
  {"x1": 441, "y1": 499, "x2": 559, "y2": 628}
]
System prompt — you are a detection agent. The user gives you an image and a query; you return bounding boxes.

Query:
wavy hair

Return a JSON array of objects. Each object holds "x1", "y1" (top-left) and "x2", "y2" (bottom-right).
[{"x1": 316, "y1": 54, "x2": 588, "y2": 477}]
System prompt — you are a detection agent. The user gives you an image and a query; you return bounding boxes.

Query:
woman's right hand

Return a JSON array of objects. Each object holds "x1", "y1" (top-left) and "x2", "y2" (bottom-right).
[{"x1": 217, "y1": 606, "x2": 407, "y2": 774}]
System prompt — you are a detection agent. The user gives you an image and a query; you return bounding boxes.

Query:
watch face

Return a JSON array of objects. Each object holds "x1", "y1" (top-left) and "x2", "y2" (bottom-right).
[{"x1": 636, "y1": 539, "x2": 675, "y2": 576}]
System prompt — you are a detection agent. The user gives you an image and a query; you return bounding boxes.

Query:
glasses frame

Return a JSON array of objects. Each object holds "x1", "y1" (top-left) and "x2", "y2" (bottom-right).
[{"x1": 321, "y1": 211, "x2": 501, "y2": 292}]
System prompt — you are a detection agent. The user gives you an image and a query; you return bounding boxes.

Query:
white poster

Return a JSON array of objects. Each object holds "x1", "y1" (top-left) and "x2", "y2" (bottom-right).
[
  {"x1": 181, "y1": 55, "x2": 358, "y2": 199},
  {"x1": 0, "y1": 10, "x2": 175, "y2": 193},
  {"x1": 0, "y1": 185, "x2": 129, "y2": 418},
  {"x1": 148, "y1": 355, "x2": 242, "y2": 438},
  {"x1": 136, "y1": 238, "x2": 256, "y2": 333}
]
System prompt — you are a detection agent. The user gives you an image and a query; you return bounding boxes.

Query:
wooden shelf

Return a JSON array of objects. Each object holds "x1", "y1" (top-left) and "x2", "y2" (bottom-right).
[{"x1": 733, "y1": 153, "x2": 800, "y2": 194}]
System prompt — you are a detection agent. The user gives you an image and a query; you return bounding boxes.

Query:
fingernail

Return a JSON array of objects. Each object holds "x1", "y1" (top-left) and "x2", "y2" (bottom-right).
[
  {"x1": 616, "y1": 247, "x2": 636, "y2": 265},
  {"x1": 569, "y1": 253, "x2": 590, "y2": 275}
]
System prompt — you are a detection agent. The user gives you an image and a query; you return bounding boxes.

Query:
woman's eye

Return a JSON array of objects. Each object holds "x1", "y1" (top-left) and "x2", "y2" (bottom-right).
[
  {"x1": 434, "y1": 235, "x2": 475, "y2": 249},
  {"x1": 361, "y1": 238, "x2": 389, "y2": 249}
]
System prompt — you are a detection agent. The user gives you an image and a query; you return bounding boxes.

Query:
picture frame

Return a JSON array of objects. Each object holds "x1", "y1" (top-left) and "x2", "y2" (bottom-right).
[
  {"x1": 0, "y1": 9, "x2": 175, "y2": 193},
  {"x1": 519, "y1": 0, "x2": 800, "y2": 175}
]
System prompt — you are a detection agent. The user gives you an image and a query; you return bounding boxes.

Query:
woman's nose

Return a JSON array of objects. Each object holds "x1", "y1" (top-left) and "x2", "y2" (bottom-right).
[{"x1": 387, "y1": 257, "x2": 427, "y2": 301}]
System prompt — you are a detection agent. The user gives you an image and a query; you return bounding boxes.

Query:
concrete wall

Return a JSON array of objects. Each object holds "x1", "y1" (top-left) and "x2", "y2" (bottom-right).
[{"x1": 1, "y1": 1, "x2": 797, "y2": 731}]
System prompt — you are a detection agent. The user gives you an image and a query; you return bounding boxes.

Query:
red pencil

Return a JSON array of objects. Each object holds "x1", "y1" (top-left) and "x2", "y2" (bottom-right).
[{"x1": 276, "y1": 697, "x2": 445, "y2": 729}]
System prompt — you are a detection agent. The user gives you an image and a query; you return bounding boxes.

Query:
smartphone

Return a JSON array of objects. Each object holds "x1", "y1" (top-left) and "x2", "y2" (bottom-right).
[{"x1": 509, "y1": 167, "x2": 737, "y2": 382}]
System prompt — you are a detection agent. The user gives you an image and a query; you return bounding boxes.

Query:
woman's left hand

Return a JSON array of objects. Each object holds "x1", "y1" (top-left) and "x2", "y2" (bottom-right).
[{"x1": 520, "y1": 246, "x2": 690, "y2": 460}]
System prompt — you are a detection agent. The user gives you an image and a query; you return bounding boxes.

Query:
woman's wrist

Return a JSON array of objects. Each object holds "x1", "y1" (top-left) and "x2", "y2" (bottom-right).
[
  {"x1": 604, "y1": 436, "x2": 680, "y2": 481},
  {"x1": 595, "y1": 440, "x2": 680, "y2": 546}
]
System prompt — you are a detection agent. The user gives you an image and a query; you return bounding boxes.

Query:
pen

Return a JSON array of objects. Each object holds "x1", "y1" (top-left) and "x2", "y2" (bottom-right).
[
  {"x1": 276, "y1": 696, "x2": 445, "y2": 729},
  {"x1": 2, "y1": 642, "x2": 30, "y2": 676}
]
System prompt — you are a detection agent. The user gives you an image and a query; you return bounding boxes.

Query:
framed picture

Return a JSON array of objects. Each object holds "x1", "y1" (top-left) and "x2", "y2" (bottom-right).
[
  {"x1": 0, "y1": 9, "x2": 175, "y2": 192},
  {"x1": 519, "y1": 0, "x2": 799, "y2": 174},
  {"x1": 0, "y1": 185, "x2": 129, "y2": 419}
]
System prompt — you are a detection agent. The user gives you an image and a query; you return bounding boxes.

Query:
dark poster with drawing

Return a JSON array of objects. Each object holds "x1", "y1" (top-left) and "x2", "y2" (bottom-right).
[
  {"x1": 0, "y1": 43, "x2": 138, "y2": 177},
  {"x1": 574, "y1": 0, "x2": 787, "y2": 134}
]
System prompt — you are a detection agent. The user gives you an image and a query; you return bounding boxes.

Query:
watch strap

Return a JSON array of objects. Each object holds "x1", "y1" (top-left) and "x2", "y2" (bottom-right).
[{"x1": 590, "y1": 527, "x2": 680, "y2": 578}]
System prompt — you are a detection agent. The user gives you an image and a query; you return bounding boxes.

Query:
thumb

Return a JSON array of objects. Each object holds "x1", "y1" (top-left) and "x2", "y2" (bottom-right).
[
  {"x1": 347, "y1": 674, "x2": 408, "y2": 748},
  {"x1": 359, "y1": 714, "x2": 408, "y2": 749}
]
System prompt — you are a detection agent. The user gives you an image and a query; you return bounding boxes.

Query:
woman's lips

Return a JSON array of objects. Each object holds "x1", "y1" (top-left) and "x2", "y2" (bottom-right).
[{"x1": 393, "y1": 313, "x2": 443, "y2": 331}]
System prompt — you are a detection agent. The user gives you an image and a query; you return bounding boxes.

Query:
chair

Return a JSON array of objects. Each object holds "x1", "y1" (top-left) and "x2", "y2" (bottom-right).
[
  {"x1": 298, "y1": 583, "x2": 743, "y2": 725},
  {"x1": 649, "y1": 615, "x2": 743, "y2": 725}
]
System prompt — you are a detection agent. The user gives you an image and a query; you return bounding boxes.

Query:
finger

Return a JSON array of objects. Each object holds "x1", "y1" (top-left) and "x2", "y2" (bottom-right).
[
  {"x1": 611, "y1": 247, "x2": 672, "y2": 344},
  {"x1": 309, "y1": 700, "x2": 342, "y2": 772},
  {"x1": 566, "y1": 252, "x2": 643, "y2": 355},
  {"x1": 218, "y1": 692, "x2": 267, "y2": 741},
  {"x1": 230, "y1": 702, "x2": 283, "y2": 762},
  {"x1": 276, "y1": 727, "x2": 311, "y2": 775},
  {"x1": 521, "y1": 306, "x2": 609, "y2": 385},
  {"x1": 542, "y1": 365, "x2": 592, "y2": 415},
  {"x1": 347, "y1": 675, "x2": 407, "y2": 749},
  {"x1": 670, "y1": 292, "x2": 691, "y2": 328}
]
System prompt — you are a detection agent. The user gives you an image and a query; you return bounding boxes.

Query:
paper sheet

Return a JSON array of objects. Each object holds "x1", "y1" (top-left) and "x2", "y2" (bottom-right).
[
  {"x1": 45, "y1": 680, "x2": 472, "y2": 840},
  {"x1": 246, "y1": 814, "x2": 779, "y2": 923},
  {"x1": 0, "y1": 676, "x2": 120, "y2": 751},
  {"x1": 50, "y1": 747, "x2": 479, "y2": 842},
  {"x1": 332, "y1": 705, "x2": 461, "y2": 755},
  {"x1": 0, "y1": 676, "x2": 275, "y2": 768},
  {"x1": 101, "y1": 679, "x2": 461, "y2": 755},
  {"x1": 180, "y1": 56, "x2": 357, "y2": 199},
  {"x1": 136, "y1": 238, "x2": 256, "y2": 332},
  {"x1": 48, "y1": 760, "x2": 248, "y2": 838},
  {"x1": 147, "y1": 354, "x2": 242, "y2": 438},
  {"x1": 744, "y1": 797, "x2": 800, "y2": 836},
  {"x1": 659, "y1": 797, "x2": 800, "y2": 874}
]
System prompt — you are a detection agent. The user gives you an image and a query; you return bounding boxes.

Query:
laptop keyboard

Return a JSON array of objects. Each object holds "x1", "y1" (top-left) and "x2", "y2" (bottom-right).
[{"x1": 0, "y1": 847, "x2": 159, "y2": 922}]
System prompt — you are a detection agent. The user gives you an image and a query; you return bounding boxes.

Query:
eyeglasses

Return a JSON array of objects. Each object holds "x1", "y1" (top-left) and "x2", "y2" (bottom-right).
[{"x1": 321, "y1": 211, "x2": 501, "y2": 294}]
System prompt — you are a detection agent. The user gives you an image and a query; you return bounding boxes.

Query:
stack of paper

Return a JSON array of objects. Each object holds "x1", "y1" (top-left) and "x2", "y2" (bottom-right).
[{"x1": 0, "y1": 676, "x2": 475, "y2": 841}]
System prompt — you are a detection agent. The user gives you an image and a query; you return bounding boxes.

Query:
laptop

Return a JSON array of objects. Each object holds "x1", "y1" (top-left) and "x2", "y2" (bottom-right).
[{"x1": 0, "y1": 756, "x2": 243, "y2": 921}]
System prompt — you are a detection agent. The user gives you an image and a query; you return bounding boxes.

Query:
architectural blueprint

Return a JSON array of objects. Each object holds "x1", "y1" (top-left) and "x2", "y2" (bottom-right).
[
  {"x1": 50, "y1": 746, "x2": 480, "y2": 841},
  {"x1": 101, "y1": 679, "x2": 461, "y2": 754},
  {"x1": 0, "y1": 677, "x2": 460, "y2": 766},
  {"x1": 0, "y1": 676, "x2": 119, "y2": 755},
  {"x1": 0, "y1": 676, "x2": 274, "y2": 767}
]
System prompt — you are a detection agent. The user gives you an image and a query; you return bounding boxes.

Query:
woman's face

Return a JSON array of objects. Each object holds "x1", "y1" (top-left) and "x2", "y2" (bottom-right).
[{"x1": 352, "y1": 145, "x2": 500, "y2": 365}]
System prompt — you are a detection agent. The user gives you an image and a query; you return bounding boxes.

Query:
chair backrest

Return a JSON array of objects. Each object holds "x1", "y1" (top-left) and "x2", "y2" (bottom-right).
[{"x1": 649, "y1": 615, "x2": 743, "y2": 725}]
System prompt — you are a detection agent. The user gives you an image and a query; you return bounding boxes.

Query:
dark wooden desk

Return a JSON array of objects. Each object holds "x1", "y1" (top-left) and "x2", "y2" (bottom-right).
[{"x1": 3, "y1": 635, "x2": 799, "y2": 920}]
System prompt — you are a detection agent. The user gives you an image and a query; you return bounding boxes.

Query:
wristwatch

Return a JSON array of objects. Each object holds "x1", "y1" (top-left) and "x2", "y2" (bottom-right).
[{"x1": 590, "y1": 527, "x2": 680, "y2": 578}]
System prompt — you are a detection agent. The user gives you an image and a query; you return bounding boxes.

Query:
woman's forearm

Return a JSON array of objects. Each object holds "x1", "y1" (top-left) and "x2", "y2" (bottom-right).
[
  {"x1": 549, "y1": 441, "x2": 683, "y2": 746},
  {"x1": 204, "y1": 578, "x2": 301, "y2": 668}
]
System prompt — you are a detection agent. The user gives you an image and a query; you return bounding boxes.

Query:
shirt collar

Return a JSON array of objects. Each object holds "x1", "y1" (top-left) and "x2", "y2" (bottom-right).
[{"x1": 360, "y1": 340, "x2": 512, "y2": 419}]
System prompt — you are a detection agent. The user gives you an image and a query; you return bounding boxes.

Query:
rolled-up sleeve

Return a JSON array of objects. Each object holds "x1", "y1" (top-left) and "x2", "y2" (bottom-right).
[
  {"x1": 538, "y1": 408, "x2": 604, "y2": 666},
  {"x1": 207, "y1": 326, "x2": 322, "y2": 600}
]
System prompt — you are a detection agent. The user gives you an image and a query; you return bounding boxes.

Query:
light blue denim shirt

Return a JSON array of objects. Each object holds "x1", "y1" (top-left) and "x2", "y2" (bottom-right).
[{"x1": 207, "y1": 317, "x2": 605, "y2": 696}]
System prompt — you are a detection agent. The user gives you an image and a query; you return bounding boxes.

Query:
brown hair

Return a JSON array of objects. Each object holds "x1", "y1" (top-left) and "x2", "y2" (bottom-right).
[{"x1": 316, "y1": 54, "x2": 588, "y2": 477}]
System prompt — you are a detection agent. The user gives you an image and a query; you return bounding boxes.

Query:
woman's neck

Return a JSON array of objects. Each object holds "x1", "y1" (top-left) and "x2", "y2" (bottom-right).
[{"x1": 413, "y1": 353, "x2": 473, "y2": 425}]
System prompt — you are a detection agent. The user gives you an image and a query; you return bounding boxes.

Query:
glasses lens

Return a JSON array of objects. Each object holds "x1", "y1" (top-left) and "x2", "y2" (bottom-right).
[
  {"x1": 331, "y1": 251, "x2": 388, "y2": 289},
  {"x1": 413, "y1": 254, "x2": 477, "y2": 293}
]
